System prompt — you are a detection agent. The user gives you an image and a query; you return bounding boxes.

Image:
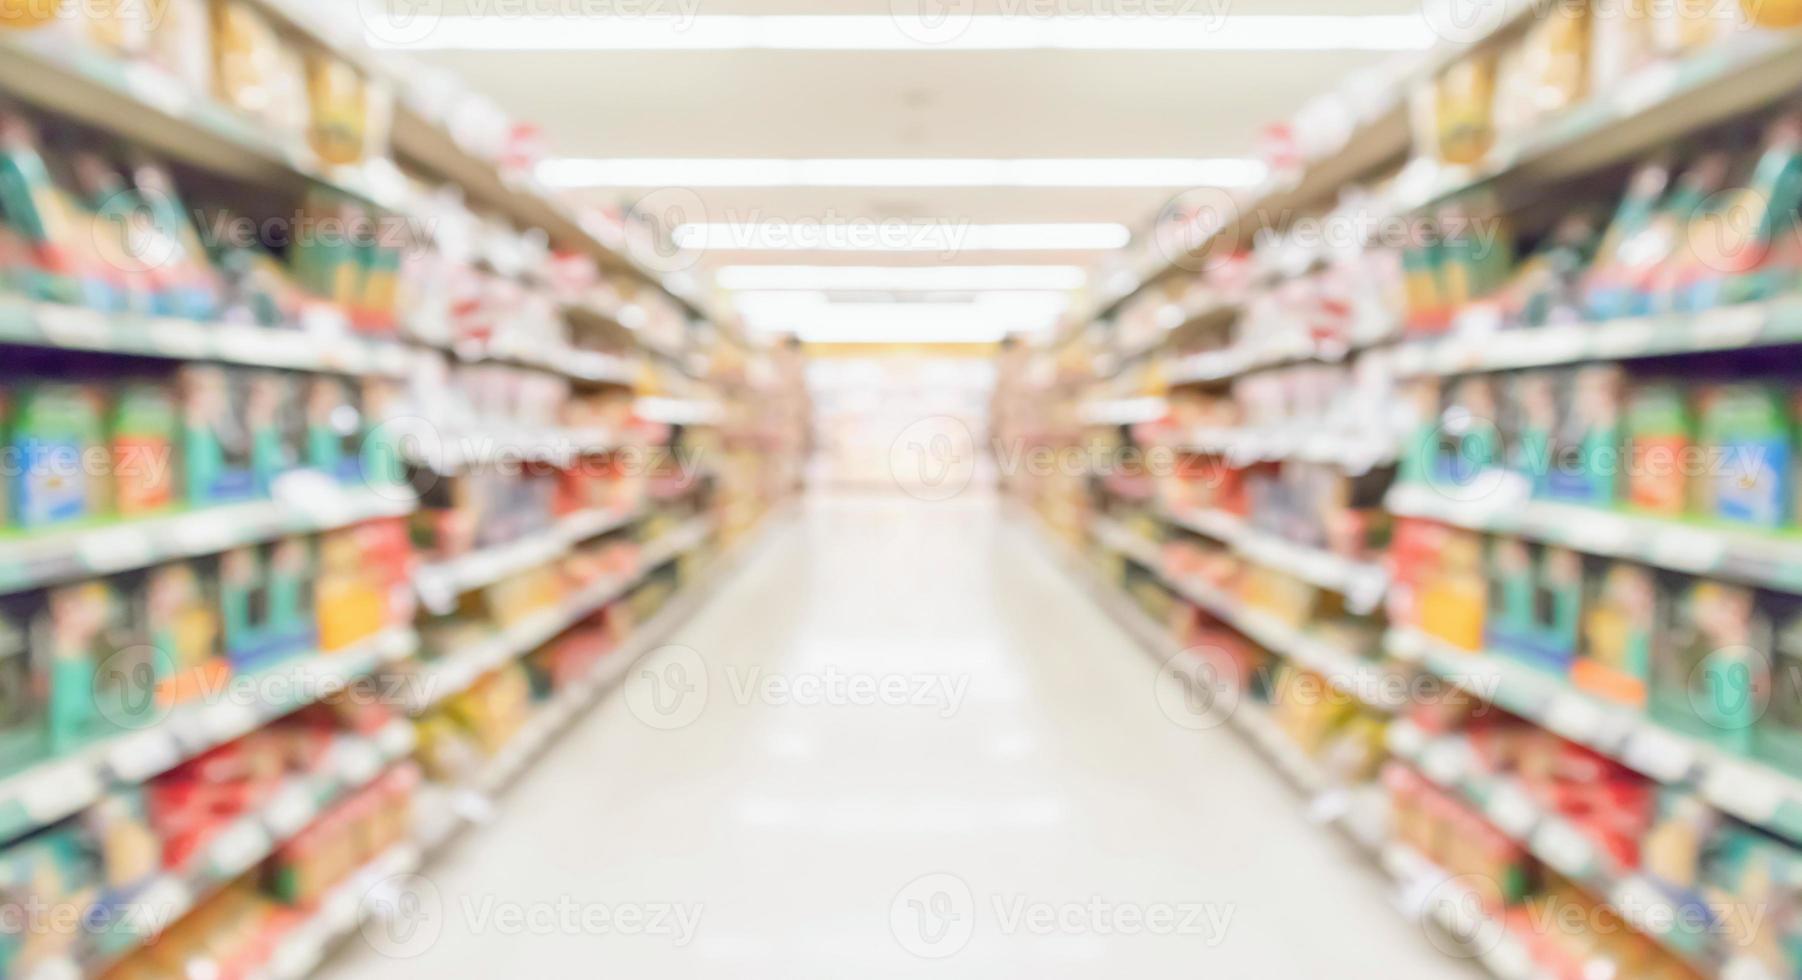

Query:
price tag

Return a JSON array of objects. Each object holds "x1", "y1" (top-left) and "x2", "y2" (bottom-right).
[
  {"x1": 1704, "y1": 759, "x2": 1788, "y2": 826},
  {"x1": 1612, "y1": 61, "x2": 1679, "y2": 117},
  {"x1": 1611, "y1": 876, "x2": 1677, "y2": 937},
  {"x1": 15, "y1": 760, "x2": 102, "y2": 824},
  {"x1": 1648, "y1": 526, "x2": 1729, "y2": 574},
  {"x1": 337, "y1": 742, "x2": 383, "y2": 785},
  {"x1": 201, "y1": 701, "x2": 263, "y2": 745},
  {"x1": 1532, "y1": 819, "x2": 1596, "y2": 877},
  {"x1": 453, "y1": 790, "x2": 496, "y2": 825},
  {"x1": 171, "y1": 512, "x2": 242, "y2": 556},
  {"x1": 273, "y1": 472, "x2": 352, "y2": 527},
  {"x1": 76, "y1": 526, "x2": 156, "y2": 575},
  {"x1": 108, "y1": 730, "x2": 181, "y2": 782},
  {"x1": 1694, "y1": 303, "x2": 1765, "y2": 350},
  {"x1": 1590, "y1": 316, "x2": 1658, "y2": 359},
  {"x1": 264, "y1": 785, "x2": 320, "y2": 838},
  {"x1": 1386, "y1": 720, "x2": 1427, "y2": 760},
  {"x1": 1485, "y1": 935, "x2": 1534, "y2": 980},
  {"x1": 269, "y1": 936, "x2": 323, "y2": 980},
  {"x1": 36, "y1": 303, "x2": 110, "y2": 349},
  {"x1": 122, "y1": 63, "x2": 194, "y2": 116},
  {"x1": 143, "y1": 318, "x2": 209, "y2": 358},
  {"x1": 1559, "y1": 511, "x2": 1634, "y2": 557},
  {"x1": 1545, "y1": 694, "x2": 1607, "y2": 744},
  {"x1": 1422, "y1": 741, "x2": 1470, "y2": 787},
  {"x1": 1483, "y1": 782, "x2": 1543, "y2": 839},
  {"x1": 210, "y1": 819, "x2": 270, "y2": 876},
  {"x1": 124, "y1": 877, "x2": 191, "y2": 936},
  {"x1": 377, "y1": 721, "x2": 416, "y2": 758},
  {"x1": 1622, "y1": 726, "x2": 1698, "y2": 783}
]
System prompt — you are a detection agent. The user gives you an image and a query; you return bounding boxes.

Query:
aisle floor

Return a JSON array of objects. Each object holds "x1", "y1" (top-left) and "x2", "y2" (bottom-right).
[{"x1": 326, "y1": 493, "x2": 1479, "y2": 979}]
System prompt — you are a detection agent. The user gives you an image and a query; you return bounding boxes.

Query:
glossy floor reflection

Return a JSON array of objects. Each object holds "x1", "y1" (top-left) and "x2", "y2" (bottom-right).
[{"x1": 324, "y1": 492, "x2": 1478, "y2": 979}]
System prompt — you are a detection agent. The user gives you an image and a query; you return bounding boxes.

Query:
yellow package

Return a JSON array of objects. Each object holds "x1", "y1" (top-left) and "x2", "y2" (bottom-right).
[
  {"x1": 0, "y1": 0, "x2": 61, "y2": 30},
  {"x1": 84, "y1": 0, "x2": 153, "y2": 53},
  {"x1": 1744, "y1": 0, "x2": 1802, "y2": 27},
  {"x1": 1590, "y1": 0, "x2": 1655, "y2": 92},
  {"x1": 1653, "y1": 0, "x2": 1743, "y2": 52},
  {"x1": 1434, "y1": 54, "x2": 1496, "y2": 166},
  {"x1": 212, "y1": 1, "x2": 283, "y2": 118},
  {"x1": 148, "y1": 0, "x2": 212, "y2": 91},
  {"x1": 307, "y1": 54, "x2": 370, "y2": 165},
  {"x1": 1521, "y1": 2, "x2": 1588, "y2": 119}
]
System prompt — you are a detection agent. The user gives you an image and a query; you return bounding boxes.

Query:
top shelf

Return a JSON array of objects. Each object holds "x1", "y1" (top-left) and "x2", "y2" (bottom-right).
[
  {"x1": 0, "y1": 23, "x2": 704, "y2": 322},
  {"x1": 1396, "y1": 30, "x2": 1802, "y2": 216}
]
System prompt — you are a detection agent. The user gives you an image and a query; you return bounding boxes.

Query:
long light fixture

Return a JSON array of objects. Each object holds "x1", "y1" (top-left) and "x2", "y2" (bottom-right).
[
  {"x1": 714, "y1": 265, "x2": 1088, "y2": 291},
  {"x1": 673, "y1": 222, "x2": 1130, "y2": 252},
  {"x1": 366, "y1": 15, "x2": 1435, "y2": 52},
  {"x1": 537, "y1": 158, "x2": 1266, "y2": 189},
  {"x1": 737, "y1": 292, "x2": 1068, "y2": 343}
]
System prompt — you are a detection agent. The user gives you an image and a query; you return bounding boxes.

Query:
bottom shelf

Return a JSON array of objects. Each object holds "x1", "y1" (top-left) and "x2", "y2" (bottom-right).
[
  {"x1": 1025, "y1": 509, "x2": 1385, "y2": 855},
  {"x1": 292, "y1": 506, "x2": 788, "y2": 977}
]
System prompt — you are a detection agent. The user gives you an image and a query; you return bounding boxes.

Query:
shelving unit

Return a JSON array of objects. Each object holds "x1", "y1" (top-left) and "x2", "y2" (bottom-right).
[
  {"x1": 0, "y1": 9, "x2": 801, "y2": 979},
  {"x1": 999, "y1": 6, "x2": 1802, "y2": 979},
  {"x1": 1389, "y1": 628, "x2": 1802, "y2": 846}
]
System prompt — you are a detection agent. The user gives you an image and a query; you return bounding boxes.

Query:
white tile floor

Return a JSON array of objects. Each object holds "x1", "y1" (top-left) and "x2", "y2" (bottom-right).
[{"x1": 325, "y1": 492, "x2": 1480, "y2": 979}]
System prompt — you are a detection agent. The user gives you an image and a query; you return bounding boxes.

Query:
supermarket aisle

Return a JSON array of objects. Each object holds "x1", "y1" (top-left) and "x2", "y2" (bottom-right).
[{"x1": 327, "y1": 493, "x2": 1473, "y2": 979}]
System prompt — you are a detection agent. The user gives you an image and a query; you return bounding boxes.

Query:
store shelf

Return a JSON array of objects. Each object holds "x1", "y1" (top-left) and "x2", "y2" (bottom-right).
[
  {"x1": 1387, "y1": 483, "x2": 1802, "y2": 594},
  {"x1": 0, "y1": 629, "x2": 417, "y2": 846},
  {"x1": 1398, "y1": 30, "x2": 1802, "y2": 215},
  {"x1": 414, "y1": 508, "x2": 635, "y2": 603},
  {"x1": 1387, "y1": 721, "x2": 1731, "y2": 977},
  {"x1": 1181, "y1": 425, "x2": 1399, "y2": 473},
  {"x1": 0, "y1": 32, "x2": 403, "y2": 211},
  {"x1": 1089, "y1": 515, "x2": 1401, "y2": 711},
  {"x1": 1041, "y1": 513, "x2": 1387, "y2": 852},
  {"x1": 404, "y1": 424, "x2": 623, "y2": 474},
  {"x1": 1079, "y1": 397, "x2": 1168, "y2": 427},
  {"x1": 415, "y1": 510, "x2": 776, "y2": 857},
  {"x1": 0, "y1": 298, "x2": 420, "y2": 376},
  {"x1": 252, "y1": 842, "x2": 424, "y2": 980},
  {"x1": 1392, "y1": 298, "x2": 1802, "y2": 379},
  {"x1": 635, "y1": 397, "x2": 726, "y2": 427},
  {"x1": 60, "y1": 721, "x2": 417, "y2": 976},
  {"x1": 0, "y1": 488, "x2": 416, "y2": 597},
  {"x1": 409, "y1": 515, "x2": 716, "y2": 713},
  {"x1": 1162, "y1": 507, "x2": 1390, "y2": 611},
  {"x1": 1381, "y1": 842, "x2": 1547, "y2": 980},
  {"x1": 1388, "y1": 627, "x2": 1802, "y2": 847}
]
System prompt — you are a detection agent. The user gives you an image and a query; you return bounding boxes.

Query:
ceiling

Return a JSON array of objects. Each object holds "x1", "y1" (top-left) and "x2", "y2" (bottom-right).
[{"x1": 358, "y1": 0, "x2": 1427, "y2": 338}]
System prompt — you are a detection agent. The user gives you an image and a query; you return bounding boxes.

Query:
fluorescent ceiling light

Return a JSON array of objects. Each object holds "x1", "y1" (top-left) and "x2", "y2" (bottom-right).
[
  {"x1": 538, "y1": 158, "x2": 1265, "y2": 189},
  {"x1": 738, "y1": 296, "x2": 1065, "y2": 343},
  {"x1": 715, "y1": 265, "x2": 1087, "y2": 291},
  {"x1": 675, "y1": 222, "x2": 1130, "y2": 252},
  {"x1": 370, "y1": 15, "x2": 1434, "y2": 52},
  {"x1": 735, "y1": 290, "x2": 1070, "y2": 316}
]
